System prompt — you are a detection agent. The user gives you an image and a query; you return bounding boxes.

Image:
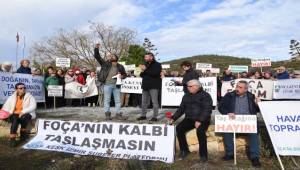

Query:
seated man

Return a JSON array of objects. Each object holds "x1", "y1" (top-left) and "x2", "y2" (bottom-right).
[
  {"x1": 218, "y1": 80, "x2": 261, "y2": 167},
  {"x1": 1, "y1": 82, "x2": 37, "y2": 147},
  {"x1": 170, "y1": 79, "x2": 213, "y2": 162}
]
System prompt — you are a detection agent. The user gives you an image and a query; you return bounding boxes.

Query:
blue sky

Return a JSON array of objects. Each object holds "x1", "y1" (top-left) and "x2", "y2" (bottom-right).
[{"x1": 1, "y1": 0, "x2": 300, "y2": 68}]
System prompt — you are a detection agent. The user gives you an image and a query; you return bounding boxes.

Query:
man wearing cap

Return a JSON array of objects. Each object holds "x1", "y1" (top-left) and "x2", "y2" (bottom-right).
[
  {"x1": 94, "y1": 44, "x2": 126, "y2": 120},
  {"x1": 1, "y1": 83, "x2": 37, "y2": 147}
]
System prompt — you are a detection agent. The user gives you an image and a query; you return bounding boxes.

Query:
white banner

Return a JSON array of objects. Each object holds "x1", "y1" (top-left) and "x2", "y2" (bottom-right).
[
  {"x1": 273, "y1": 79, "x2": 300, "y2": 99},
  {"x1": 64, "y1": 78, "x2": 98, "y2": 99},
  {"x1": 196, "y1": 63, "x2": 212, "y2": 70},
  {"x1": 24, "y1": 119, "x2": 175, "y2": 163},
  {"x1": 228, "y1": 65, "x2": 249, "y2": 73},
  {"x1": 0, "y1": 72, "x2": 45, "y2": 104},
  {"x1": 161, "y1": 78, "x2": 184, "y2": 106},
  {"x1": 56, "y1": 58, "x2": 71, "y2": 68},
  {"x1": 251, "y1": 59, "x2": 271, "y2": 67},
  {"x1": 48, "y1": 85, "x2": 63, "y2": 97},
  {"x1": 161, "y1": 77, "x2": 217, "y2": 106},
  {"x1": 258, "y1": 101, "x2": 300, "y2": 156},
  {"x1": 221, "y1": 79, "x2": 273, "y2": 99},
  {"x1": 162, "y1": 64, "x2": 170, "y2": 69},
  {"x1": 200, "y1": 77, "x2": 217, "y2": 106},
  {"x1": 121, "y1": 78, "x2": 143, "y2": 94},
  {"x1": 124, "y1": 65, "x2": 136, "y2": 71},
  {"x1": 215, "y1": 115, "x2": 257, "y2": 133}
]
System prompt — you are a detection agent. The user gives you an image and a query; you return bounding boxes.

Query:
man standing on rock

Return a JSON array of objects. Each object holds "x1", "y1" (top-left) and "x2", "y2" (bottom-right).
[
  {"x1": 218, "y1": 80, "x2": 261, "y2": 167},
  {"x1": 94, "y1": 44, "x2": 126, "y2": 120},
  {"x1": 169, "y1": 79, "x2": 213, "y2": 162},
  {"x1": 137, "y1": 52, "x2": 162, "y2": 122}
]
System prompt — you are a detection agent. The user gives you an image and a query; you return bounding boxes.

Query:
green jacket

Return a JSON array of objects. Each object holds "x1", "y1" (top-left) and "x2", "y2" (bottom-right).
[{"x1": 45, "y1": 76, "x2": 60, "y2": 88}]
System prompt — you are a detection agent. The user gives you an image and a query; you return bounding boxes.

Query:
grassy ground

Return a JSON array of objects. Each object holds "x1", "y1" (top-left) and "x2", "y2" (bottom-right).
[
  {"x1": 0, "y1": 107, "x2": 299, "y2": 170},
  {"x1": 0, "y1": 134, "x2": 296, "y2": 170}
]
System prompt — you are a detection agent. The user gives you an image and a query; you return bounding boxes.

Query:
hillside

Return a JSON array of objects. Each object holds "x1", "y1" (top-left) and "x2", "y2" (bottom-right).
[{"x1": 163, "y1": 55, "x2": 300, "y2": 72}]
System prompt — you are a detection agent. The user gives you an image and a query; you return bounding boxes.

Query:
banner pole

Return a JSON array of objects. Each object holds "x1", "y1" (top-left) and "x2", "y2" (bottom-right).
[
  {"x1": 276, "y1": 154, "x2": 285, "y2": 170},
  {"x1": 234, "y1": 132, "x2": 237, "y2": 165},
  {"x1": 53, "y1": 96, "x2": 56, "y2": 110}
]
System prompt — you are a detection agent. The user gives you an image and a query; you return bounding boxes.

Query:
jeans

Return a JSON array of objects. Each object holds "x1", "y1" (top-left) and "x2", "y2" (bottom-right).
[
  {"x1": 103, "y1": 84, "x2": 121, "y2": 113},
  {"x1": 223, "y1": 133, "x2": 260, "y2": 159},
  {"x1": 141, "y1": 89, "x2": 159, "y2": 118}
]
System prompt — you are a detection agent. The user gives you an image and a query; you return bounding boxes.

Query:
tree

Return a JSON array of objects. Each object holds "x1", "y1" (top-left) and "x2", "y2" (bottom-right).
[
  {"x1": 119, "y1": 44, "x2": 146, "y2": 66},
  {"x1": 143, "y1": 38, "x2": 158, "y2": 56},
  {"x1": 30, "y1": 22, "x2": 136, "y2": 69},
  {"x1": 289, "y1": 39, "x2": 300, "y2": 60}
]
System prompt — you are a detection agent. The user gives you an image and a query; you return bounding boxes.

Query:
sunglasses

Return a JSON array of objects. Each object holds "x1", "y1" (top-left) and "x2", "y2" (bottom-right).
[{"x1": 17, "y1": 87, "x2": 26, "y2": 90}]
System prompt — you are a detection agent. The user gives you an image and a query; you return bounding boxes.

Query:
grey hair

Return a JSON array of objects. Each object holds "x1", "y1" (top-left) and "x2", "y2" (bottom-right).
[{"x1": 187, "y1": 79, "x2": 202, "y2": 87}]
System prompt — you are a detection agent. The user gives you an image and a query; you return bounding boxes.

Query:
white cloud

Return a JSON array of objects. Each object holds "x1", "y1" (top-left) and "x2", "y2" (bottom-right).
[{"x1": 144, "y1": 0, "x2": 300, "y2": 61}]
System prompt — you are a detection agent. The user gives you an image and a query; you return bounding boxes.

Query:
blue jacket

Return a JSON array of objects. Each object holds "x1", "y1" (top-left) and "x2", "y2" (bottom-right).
[
  {"x1": 276, "y1": 71, "x2": 289, "y2": 79},
  {"x1": 218, "y1": 91, "x2": 259, "y2": 115},
  {"x1": 17, "y1": 66, "x2": 31, "y2": 74}
]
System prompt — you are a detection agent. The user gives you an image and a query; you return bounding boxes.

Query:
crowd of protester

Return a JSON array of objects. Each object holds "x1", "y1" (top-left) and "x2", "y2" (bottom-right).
[
  {"x1": 1, "y1": 54, "x2": 300, "y2": 167},
  {"x1": 1, "y1": 58, "x2": 300, "y2": 110}
]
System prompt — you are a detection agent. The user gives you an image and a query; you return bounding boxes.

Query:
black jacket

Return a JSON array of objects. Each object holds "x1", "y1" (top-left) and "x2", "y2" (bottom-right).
[
  {"x1": 172, "y1": 89, "x2": 213, "y2": 122},
  {"x1": 182, "y1": 69, "x2": 199, "y2": 93},
  {"x1": 140, "y1": 60, "x2": 162, "y2": 90},
  {"x1": 94, "y1": 48, "x2": 126, "y2": 84},
  {"x1": 218, "y1": 91, "x2": 259, "y2": 115}
]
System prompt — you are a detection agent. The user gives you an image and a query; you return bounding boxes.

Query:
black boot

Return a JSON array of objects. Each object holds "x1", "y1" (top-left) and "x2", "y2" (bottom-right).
[
  {"x1": 20, "y1": 131, "x2": 29, "y2": 142},
  {"x1": 10, "y1": 138, "x2": 17, "y2": 148},
  {"x1": 105, "y1": 112, "x2": 112, "y2": 120}
]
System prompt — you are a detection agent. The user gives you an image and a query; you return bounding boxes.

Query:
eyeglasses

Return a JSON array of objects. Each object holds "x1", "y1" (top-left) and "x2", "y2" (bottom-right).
[
  {"x1": 17, "y1": 87, "x2": 26, "y2": 90},
  {"x1": 187, "y1": 85, "x2": 196, "y2": 88}
]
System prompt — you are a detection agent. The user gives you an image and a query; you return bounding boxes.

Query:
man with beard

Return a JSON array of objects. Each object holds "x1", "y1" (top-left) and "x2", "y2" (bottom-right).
[
  {"x1": 94, "y1": 44, "x2": 126, "y2": 120},
  {"x1": 137, "y1": 52, "x2": 162, "y2": 122}
]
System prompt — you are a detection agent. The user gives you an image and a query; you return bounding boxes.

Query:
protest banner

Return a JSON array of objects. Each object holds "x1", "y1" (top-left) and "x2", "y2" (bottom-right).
[
  {"x1": 228, "y1": 65, "x2": 249, "y2": 73},
  {"x1": 258, "y1": 101, "x2": 300, "y2": 169},
  {"x1": 118, "y1": 61, "x2": 126, "y2": 65},
  {"x1": 196, "y1": 63, "x2": 212, "y2": 70},
  {"x1": 161, "y1": 77, "x2": 217, "y2": 106},
  {"x1": 258, "y1": 101, "x2": 300, "y2": 156},
  {"x1": 56, "y1": 58, "x2": 71, "y2": 68},
  {"x1": 200, "y1": 77, "x2": 217, "y2": 106},
  {"x1": 121, "y1": 78, "x2": 143, "y2": 94},
  {"x1": 162, "y1": 64, "x2": 170, "y2": 69},
  {"x1": 48, "y1": 85, "x2": 63, "y2": 97},
  {"x1": 24, "y1": 119, "x2": 175, "y2": 163},
  {"x1": 134, "y1": 67, "x2": 142, "y2": 77},
  {"x1": 251, "y1": 59, "x2": 271, "y2": 68},
  {"x1": 124, "y1": 64, "x2": 136, "y2": 71},
  {"x1": 64, "y1": 78, "x2": 98, "y2": 99},
  {"x1": 215, "y1": 114, "x2": 257, "y2": 165},
  {"x1": 221, "y1": 79, "x2": 273, "y2": 99},
  {"x1": 0, "y1": 72, "x2": 45, "y2": 104},
  {"x1": 161, "y1": 77, "x2": 184, "y2": 106},
  {"x1": 273, "y1": 79, "x2": 300, "y2": 99},
  {"x1": 215, "y1": 115, "x2": 257, "y2": 133}
]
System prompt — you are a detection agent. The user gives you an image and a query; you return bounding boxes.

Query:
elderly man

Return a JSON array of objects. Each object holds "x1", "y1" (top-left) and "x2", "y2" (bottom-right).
[
  {"x1": 170, "y1": 79, "x2": 213, "y2": 162},
  {"x1": 1, "y1": 83, "x2": 37, "y2": 147},
  {"x1": 94, "y1": 44, "x2": 127, "y2": 120},
  {"x1": 1, "y1": 62, "x2": 13, "y2": 72},
  {"x1": 218, "y1": 80, "x2": 261, "y2": 167}
]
